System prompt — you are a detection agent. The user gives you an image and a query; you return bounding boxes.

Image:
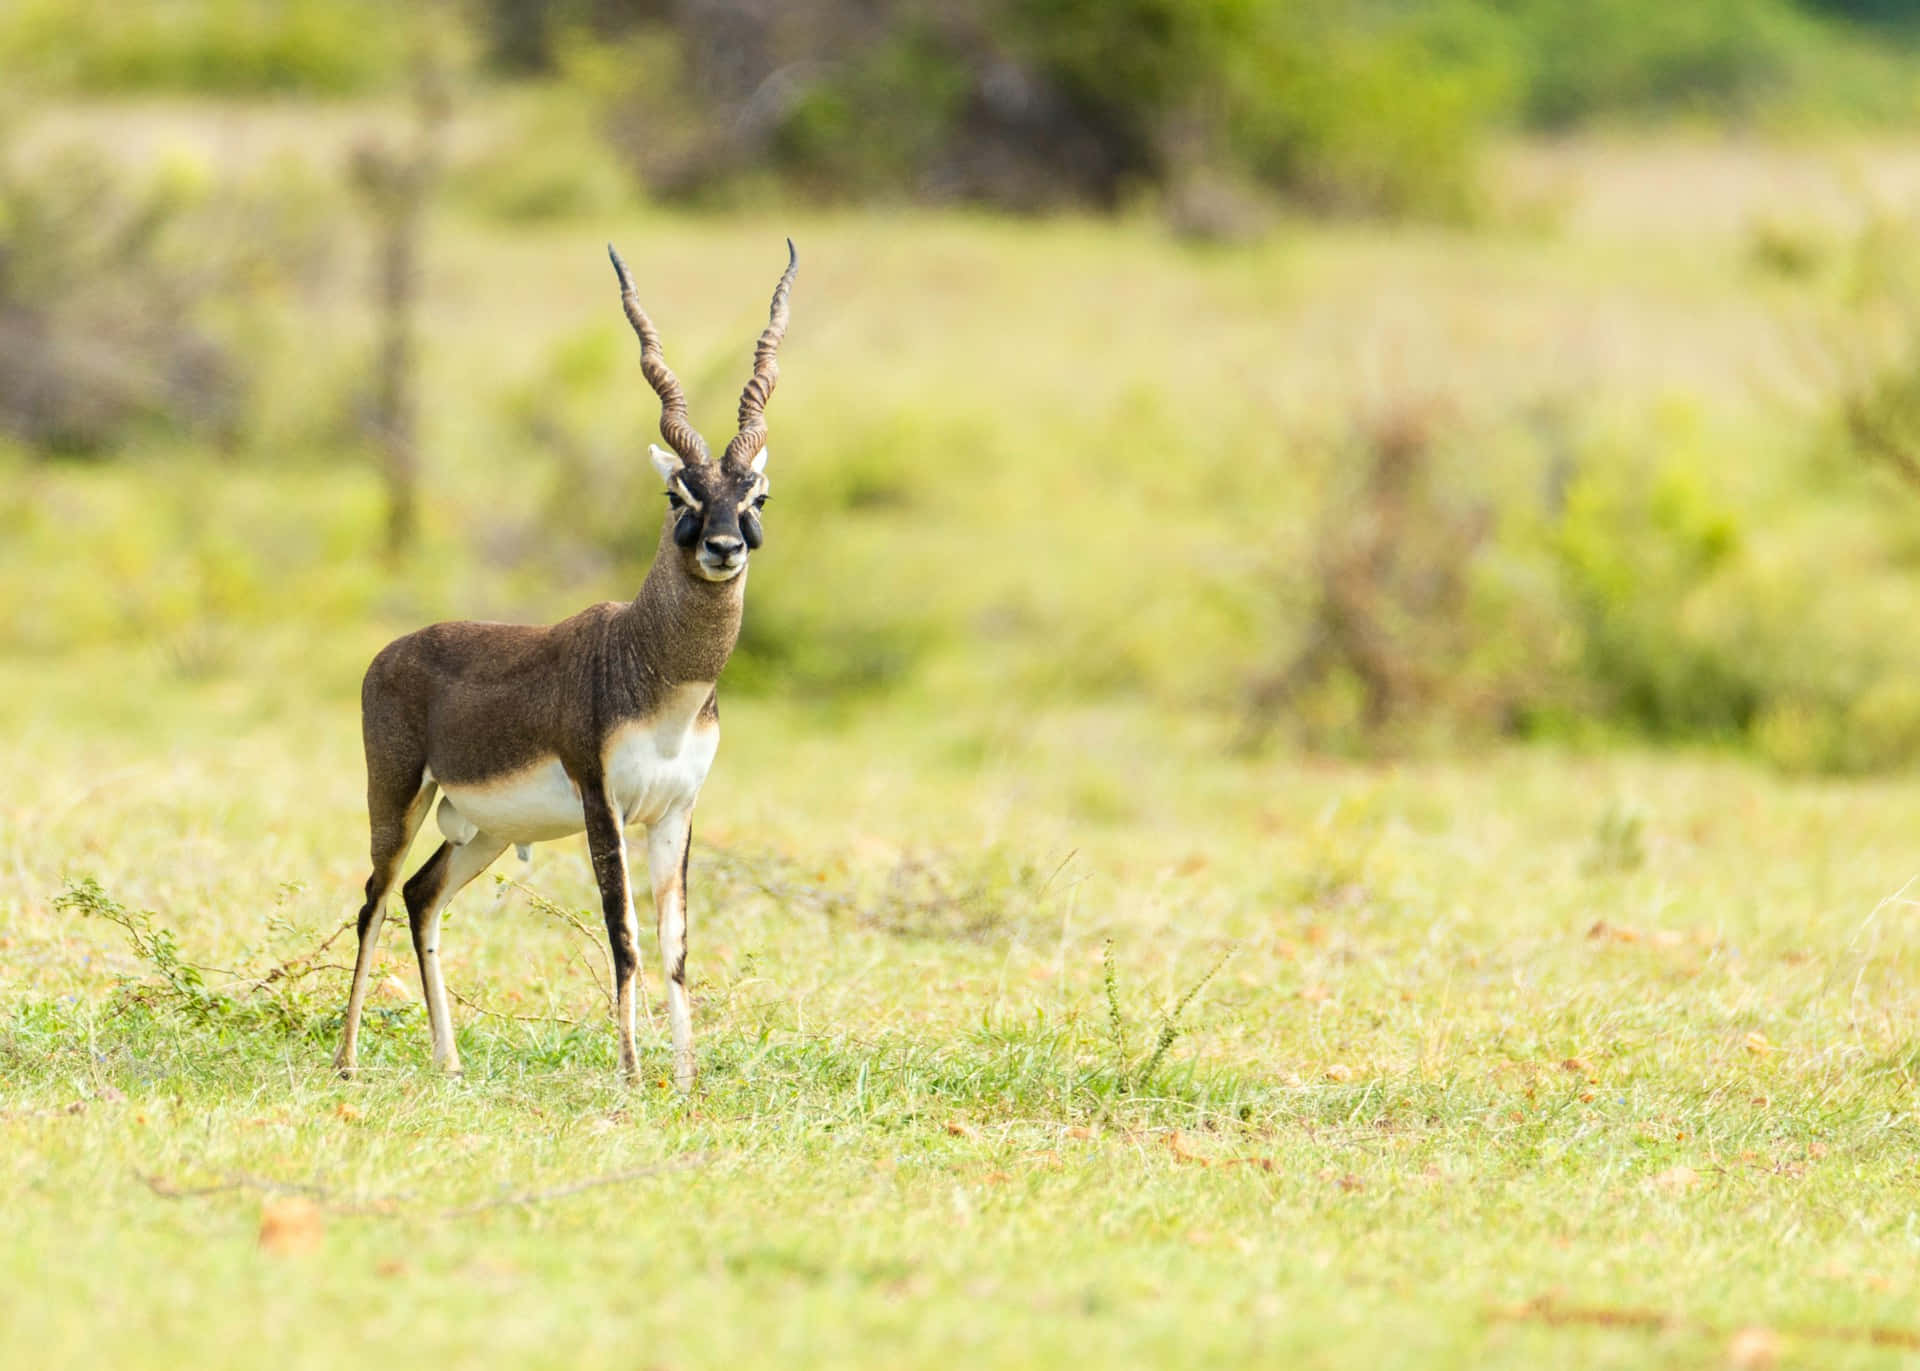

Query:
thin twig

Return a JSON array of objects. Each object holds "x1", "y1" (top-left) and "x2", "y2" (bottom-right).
[
  {"x1": 1492, "y1": 1294, "x2": 1920, "y2": 1352},
  {"x1": 135, "y1": 1155, "x2": 710, "y2": 1219},
  {"x1": 135, "y1": 1169, "x2": 409, "y2": 1215},
  {"x1": 449, "y1": 987, "x2": 581, "y2": 1028},
  {"x1": 439, "y1": 1153, "x2": 712, "y2": 1218},
  {"x1": 244, "y1": 917, "x2": 354, "y2": 994},
  {"x1": 137, "y1": 1172, "x2": 246, "y2": 1200},
  {"x1": 498, "y1": 877, "x2": 616, "y2": 1016}
]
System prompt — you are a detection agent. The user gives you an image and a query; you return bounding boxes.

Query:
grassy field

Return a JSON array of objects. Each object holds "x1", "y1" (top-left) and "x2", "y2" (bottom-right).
[
  {"x1": 11, "y1": 689, "x2": 1920, "y2": 1368},
  {"x1": 9, "y1": 100, "x2": 1920, "y2": 1368}
]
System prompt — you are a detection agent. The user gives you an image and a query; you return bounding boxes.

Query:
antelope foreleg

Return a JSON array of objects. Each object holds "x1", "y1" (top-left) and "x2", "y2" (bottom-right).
[
  {"x1": 583, "y1": 788, "x2": 641, "y2": 1082},
  {"x1": 647, "y1": 808, "x2": 695, "y2": 1094}
]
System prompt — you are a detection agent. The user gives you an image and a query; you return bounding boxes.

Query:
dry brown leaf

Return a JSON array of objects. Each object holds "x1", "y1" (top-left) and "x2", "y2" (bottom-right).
[
  {"x1": 334, "y1": 1102, "x2": 361, "y2": 1123},
  {"x1": 1744, "y1": 1033, "x2": 1774, "y2": 1058},
  {"x1": 944, "y1": 1120, "x2": 978, "y2": 1140},
  {"x1": 1499, "y1": 1294, "x2": 1668, "y2": 1331},
  {"x1": 1164, "y1": 1132, "x2": 1210, "y2": 1166},
  {"x1": 1223, "y1": 1156, "x2": 1278, "y2": 1173},
  {"x1": 1324, "y1": 1064, "x2": 1355, "y2": 1082},
  {"x1": 258, "y1": 1197, "x2": 325, "y2": 1256},
  {"x1": 373, "y1": 975, "x2": 414, "y2": 1003},
  {"x1": 1652, "y1": 1165, "x2": 1699, "y2": 1194},
  {"x1": 1727, "y1": 1325, "x2": 1782, "y2": 1369},
  {"x1": 1587, "y1": 921, "x2": 1643, "y2": 944},
  {"x1": 1560, "y1": 1057, "x2": 1591, "y2": 1074}
]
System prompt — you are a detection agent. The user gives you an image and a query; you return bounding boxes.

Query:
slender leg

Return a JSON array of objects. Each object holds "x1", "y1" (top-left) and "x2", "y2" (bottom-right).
[
  {"x1": 403, "y1": 832, "x2": 510, "y2": 1075},
  {"x1": 647, "y1": 806, "x2": 695, "y2": 1094},
  {"x1": 336, "y1": 777, "x2": 435, "y2": 1078},
  {"x1": 582, "y1": 787, "x2": 641, "y2": 1082}
]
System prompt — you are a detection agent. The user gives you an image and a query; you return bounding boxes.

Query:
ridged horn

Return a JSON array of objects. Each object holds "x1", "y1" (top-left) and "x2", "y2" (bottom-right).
[
  {"x1": 723, "y1": 239, "x2": 798, "y2": 468},
  {"x1": 607, "y1": 243, "x2": 709, "y2": 465}
]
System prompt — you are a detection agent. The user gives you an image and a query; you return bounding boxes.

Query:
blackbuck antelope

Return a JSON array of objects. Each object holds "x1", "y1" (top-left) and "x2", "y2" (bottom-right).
[{"x1": 334, "y1": 241, "x2": 797, "y2": 1092}]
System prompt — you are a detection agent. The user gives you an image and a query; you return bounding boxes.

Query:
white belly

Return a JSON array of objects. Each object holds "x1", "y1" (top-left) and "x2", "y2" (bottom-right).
[
  {"x1": 433, "y1": 682, "x2": 719, "y2": 846},
  {"x1": 437, "y1": 757, "x2": 585, "y2": 844}
]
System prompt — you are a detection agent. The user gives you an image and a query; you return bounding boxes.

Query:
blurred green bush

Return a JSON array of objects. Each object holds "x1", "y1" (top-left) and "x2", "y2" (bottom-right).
[
  {"x1": 1490, "y1": 0, "x2": 1920, "y2": 128},
  {"x1": 1237, "y1": 386, "x2": 1920, "y2": 776},
  {"x1": 0, "y1": 136, "x2": 332, "y2": 456},
  {"x1": 0, "y1": 0, "x2": 408, "y2": 94}
]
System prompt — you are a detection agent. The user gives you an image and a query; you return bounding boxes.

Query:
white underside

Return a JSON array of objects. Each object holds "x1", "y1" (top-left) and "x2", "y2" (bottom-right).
[{"x1": 432, "y1": 681, "x2": 719, "y2": 846}]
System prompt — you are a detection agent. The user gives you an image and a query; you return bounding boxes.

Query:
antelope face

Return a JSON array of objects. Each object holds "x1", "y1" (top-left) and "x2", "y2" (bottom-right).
[
  {"x1": 610, "y1": 238, "x2": 794, "y2": 584},
  {"x1": 651, "y1": 446, "x2": 770, "y2": 583}
]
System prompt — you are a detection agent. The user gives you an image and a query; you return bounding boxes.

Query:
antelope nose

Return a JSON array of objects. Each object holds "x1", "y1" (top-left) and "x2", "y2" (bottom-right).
[{"x1": 704, "y1": 535, "x2": 744, "y2": 561}]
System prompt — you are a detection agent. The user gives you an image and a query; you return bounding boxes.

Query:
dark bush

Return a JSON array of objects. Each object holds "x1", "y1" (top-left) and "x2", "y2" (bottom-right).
[
  {"x1": 590, "y1": 0, "x2": 1494, "y2": 217},
  {"x1": 0, "y1": 146, "x2": 252, "y2": 455}
]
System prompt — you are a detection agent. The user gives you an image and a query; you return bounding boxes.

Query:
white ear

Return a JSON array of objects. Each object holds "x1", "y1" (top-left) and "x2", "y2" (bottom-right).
[
  {"x1": 649, "y1": 444, "x2": 684, "y2": 485},
  {"x1": 750, "y1": 447, "x2": 770, "y2": 476}
]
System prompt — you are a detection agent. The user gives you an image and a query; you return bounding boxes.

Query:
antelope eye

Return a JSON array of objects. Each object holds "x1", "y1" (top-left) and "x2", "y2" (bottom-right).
[
  {"x1": 666, "y1": 491, "x2": 686, "y2": 510},
  {"x1": 752, "y1": 494, "x2": 769, "y2": 510}
]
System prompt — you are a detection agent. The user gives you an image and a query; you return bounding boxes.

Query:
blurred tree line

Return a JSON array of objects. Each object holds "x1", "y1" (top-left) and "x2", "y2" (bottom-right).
[
  {"x1": 473, "y1": 0, "x2": 1920, "y2": 216},
  {"x1": 5, "y1": 0, "x2": 1920, "y2": 216}
]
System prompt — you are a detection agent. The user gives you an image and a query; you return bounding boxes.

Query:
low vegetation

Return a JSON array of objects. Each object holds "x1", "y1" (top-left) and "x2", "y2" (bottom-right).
[{"x1": 9, "y1": 667, "x2": 1920, "y2": 1367}]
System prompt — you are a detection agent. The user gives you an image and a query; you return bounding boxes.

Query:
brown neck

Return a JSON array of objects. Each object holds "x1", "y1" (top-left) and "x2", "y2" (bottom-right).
[{"x1": 615, "y1": 515, "x2": 745, "y2": 686}]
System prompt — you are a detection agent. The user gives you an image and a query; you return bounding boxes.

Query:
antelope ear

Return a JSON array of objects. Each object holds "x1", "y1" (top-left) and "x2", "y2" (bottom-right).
[
  {"x1": 649, "y1": 444, "x2": 685, "y2": 485},
  {"x1": 750, "y1": 447, "x2": 770, "y2": 476}
]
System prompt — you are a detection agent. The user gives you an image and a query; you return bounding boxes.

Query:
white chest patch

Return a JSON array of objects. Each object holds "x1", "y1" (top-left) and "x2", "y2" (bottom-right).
[
  {"x1": 604, "y1": 682, "x2": 721, "y2": 827},
  {"x1": 434, "y1": 682, "x2": 719, "y2": 846}
]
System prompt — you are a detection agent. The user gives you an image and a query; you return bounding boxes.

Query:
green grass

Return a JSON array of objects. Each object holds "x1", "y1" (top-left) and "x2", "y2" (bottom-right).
[
  {"x1": 10, "y1": 97, "x2": 1920, "y2": 1367},
  {"x1": 9, "y1": 670, "x2": 1920, "y2": 1368}
]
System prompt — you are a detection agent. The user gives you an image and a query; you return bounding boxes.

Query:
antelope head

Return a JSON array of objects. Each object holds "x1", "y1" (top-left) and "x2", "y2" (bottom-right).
[{"x1": 607, "y1": 240, "x2": 797, "y2": 584}]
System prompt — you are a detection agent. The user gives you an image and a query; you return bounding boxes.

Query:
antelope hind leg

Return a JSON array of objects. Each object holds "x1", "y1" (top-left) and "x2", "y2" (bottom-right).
[
  {"x1": 336, "y1": 776, "x2": 435, "y2": 1078},
  {"x1": 403, "y1": 832, "x2": 510, "y2": 1075}
]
